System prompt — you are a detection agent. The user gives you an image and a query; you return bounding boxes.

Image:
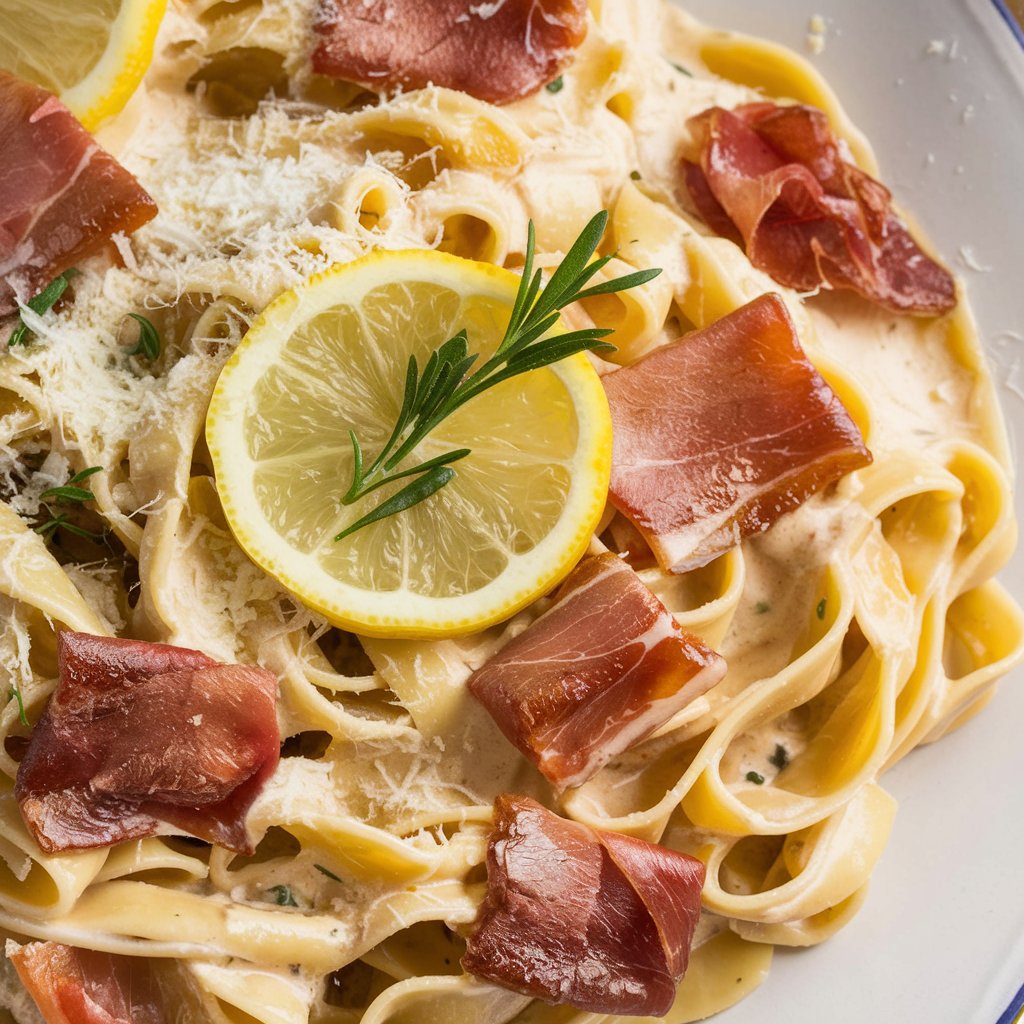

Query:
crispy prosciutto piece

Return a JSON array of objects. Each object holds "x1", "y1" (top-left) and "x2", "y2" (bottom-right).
[
  {"x1": 311, "y1": 0, "x2": 587, "y2": 105},
  {"x1": 0, "y1": 72, "x2": 157, "y2": 317},
  {"x1": 8, "y1": 941, "x2": 199, "y2": 1023},
  {"x1": 468, "y1": 553, "x2": 725, "y2": 790},
  {"x1": 683, "y1": 102, "x2": 956, "y2": 315},
  {"x1": 604, "y1": 293, "x2": 872, "y2": 573},
  {"x1": 16, "y1": 632, "x2": 279, "y2": 855},
  {"x1": 462, "y1": 795, "x2": 705, "y2": 1016}
]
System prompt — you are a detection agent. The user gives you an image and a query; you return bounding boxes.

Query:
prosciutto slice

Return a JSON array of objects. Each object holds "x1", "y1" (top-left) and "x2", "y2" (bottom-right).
[
  {"x1": 0, "y1": 72, "x2": 157, "y2": 316},
  {"x1": 462, "y1": 795, "x2": 705, "y2": 1016},
  {"x1": 16, "y1": 632, "x2": 279, "y2": 855},
  {"x1": 311, "y1": 0, "x2": 587, "y2": 105},
  {"x1": 683, "y1": 102, "x2": 956, "y2": 315},
  {"x1": 8, "y1": 942, "x2": 197, "y2": 1023},
  {"x1": 468, "y1": 553, "x2": 725, "y2": 790},
  {"x1": 604, "y1": 293, "x2": 872, "y2": 572}
]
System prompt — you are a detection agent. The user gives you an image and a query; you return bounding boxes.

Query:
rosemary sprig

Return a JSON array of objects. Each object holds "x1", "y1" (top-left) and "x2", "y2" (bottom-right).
[
  {"x1": 34, "y1": 466, "x2": 104, "y2": 541},
  {"x1": 8, "y1": 270, "x2": 78, "y2": 347},
  {"x1": 335, "y1": 210, "x2": 660, "y2": 542},
  {"x1": 127, "y1": 313, "x2": 161, "y2": 359}
]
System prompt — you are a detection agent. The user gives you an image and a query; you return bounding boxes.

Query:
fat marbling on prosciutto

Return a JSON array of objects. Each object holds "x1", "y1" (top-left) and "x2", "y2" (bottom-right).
[
  {"x1": 16, "y1": 632, "x2": 279, "y2": 855},
  {"x1": 462, "y1": 795, "x2": 705, "y2": 1016},
  {"x1": 8, "y1": 941, "x2": 198, "y2": 1024},
  {"x1": 468, "y1": 553, "x2": 725, "y2": 790},
  {"x1": 683, "y1": 102, "x2": 956, "y2": 315},
  {"x1": 0, "y1": 72, "x2": 157, "y2": 316},
  {"x1": 312, "y1": 0, "x2": 587, "y2": 105},
  {"x1": 604, "y1": 292, "x2": 872, "y2": 573}
]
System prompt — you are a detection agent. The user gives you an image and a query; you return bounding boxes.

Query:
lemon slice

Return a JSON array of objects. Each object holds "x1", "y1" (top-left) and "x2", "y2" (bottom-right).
[
  {"x1": 0, "y1": 0, "x2": 167, "y2": 130},
  {"x1": 206, "y1": 250, "x2": 613, "y2": 639}
]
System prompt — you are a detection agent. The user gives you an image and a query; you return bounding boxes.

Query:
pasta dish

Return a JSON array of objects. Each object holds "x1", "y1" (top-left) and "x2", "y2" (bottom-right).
[{"x1": 0, "y1": 0, "x2": 1021, "y2": 1021}]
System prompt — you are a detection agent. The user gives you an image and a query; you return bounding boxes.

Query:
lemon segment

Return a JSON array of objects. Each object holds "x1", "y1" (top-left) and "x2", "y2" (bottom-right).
[
  {"x1": 206, "y1": 250, "x2": 613, "y2": 638},
  {"x1": 0, "y1": 0, "x2": 167, "y2": 129}
]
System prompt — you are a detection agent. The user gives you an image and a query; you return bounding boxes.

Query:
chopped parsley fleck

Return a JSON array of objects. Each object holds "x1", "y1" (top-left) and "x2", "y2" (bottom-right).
[
  {"x1": 268, "y1": 884, "x2": 298, "y2": 907},
  {"x1": 630, "y1": 170, "x2": 642, "y2": 181},
  {"x1": 545, "y1": 76, "x2": 564, "y2": 94},
  {"x1": 315, "y1": 863, "x2": 343, "y2": 882},
  {"x1": 768, "y1": 744, "x2": 790, "y2": 770},
  {"x1": 816, "y1": 597, "x2": 827, "y2": 620},
  {"x1": 754, "y1": 600, "x2": 771, "y2": 614},
  {"x1": 745, "y1": 771, "x2": 765, "y2": 785},
  {"x1": 671, "y1": 62, "x2": 694, "y2": 78}
]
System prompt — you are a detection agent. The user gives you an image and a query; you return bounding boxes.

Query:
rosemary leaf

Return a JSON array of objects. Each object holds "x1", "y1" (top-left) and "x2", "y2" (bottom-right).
[
  {"x1": 52, "y1": 520, "x2": 105, "y2": 541},
  {"x1": 335, "y1": 466, "x2": 456, "y2": 542},
  {"x1": 68, "y1": 466, "x2": 103, "y2": 485},
  {"x1": 127, "y1": 313, "x2": 161, "y2": 359},
  {"x1": 574, "y1": 267, "x2": 662, "y2": 301},
  {"x1": 38, "y1": 485, "x2": 95, "y2": 504},
  {"x1": 353, "y1": 448, "x2": 470, "y2": 500},
  {"x1": 8, "y1": 271, "x2": 77, "y2": 347},
  {"x1": 8, "y1": 686, "x2": 28, "y2": 727}
]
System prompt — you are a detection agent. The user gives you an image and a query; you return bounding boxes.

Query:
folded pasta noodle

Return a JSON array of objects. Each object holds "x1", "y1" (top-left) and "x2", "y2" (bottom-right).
[{"x1": 0, "y1": 0, "x2": 1020, "y2": 1021}]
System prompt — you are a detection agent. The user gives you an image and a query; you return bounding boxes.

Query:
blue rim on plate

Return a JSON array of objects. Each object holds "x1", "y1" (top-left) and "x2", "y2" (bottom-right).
[
  {"x1": 992, "y1": 0, "x2": 1024, "y2": 47},
  {"x1": 996, "y1": 980, "x2": 1024, "y2": 1024},
  {"x1": 992, "y1": 2, "x2": 1022, "y2": 1019}
]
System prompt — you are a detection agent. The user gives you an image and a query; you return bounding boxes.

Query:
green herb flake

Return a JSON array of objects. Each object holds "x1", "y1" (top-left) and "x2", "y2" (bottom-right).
[
  {"x1": 334, "y1": 211, "x2": 661, "y2": 542},
  {"x1": 39, "y1": 485, "x2": 95, "y2": 504},
  {"x1": 69, "y1": 466, "x2": 102, "y2": 484},
  {"x1": 314, "y1": 864, "x2": 343, "y2": 882},
  {"x1": 816, "y1": 597, "x2": 827, "y2": 620},
  {"x1": 39, "y1": 466, "x2": 101, "y2": 506},
  {"x1": 8, "y1": 271, "x2": 78, "y2": 347},
  {"x1": 33, "y1": 467, "x2": 105, "y2": 543},
  {"x1": 127, "y1": 313, "x2": 162, "y2": 360},
  {"x1": 754, "y1": 600, "x2": 771, "y2": 615},
  {"x1": 630, "y1": 170, "x2": 642, "y2": 181},
  {"x1": 33, "y1": 512, "x2": 104, "y2": 541},
  {"x1": 7, "y1": 685, "x2": 28, "y2": 727},
  {"x1": 545, "y1": 76, "x2": 564, "y2": 93},
  {"x1": 671, "y1": 62, "x2": 694, "y2": 78},
  {"x1": 268, "y1": 884, "x2": 298, "y2": 907},
  {"x1": 745, "y1": 770, "x2": 765, "y2": 785},
  {"x1": 768, "y1": 743, "x2": 790, "y2": 770}
]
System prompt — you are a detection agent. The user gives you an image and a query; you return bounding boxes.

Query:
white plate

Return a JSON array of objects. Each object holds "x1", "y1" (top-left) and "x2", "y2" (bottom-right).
[{"x1": 670, "y1": 2, "x2": 1024, "y2": 1021}]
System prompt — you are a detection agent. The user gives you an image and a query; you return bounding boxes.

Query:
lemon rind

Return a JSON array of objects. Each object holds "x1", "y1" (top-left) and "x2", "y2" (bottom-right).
[{"x1": 60, "y1": 0, "x2": 167, "y2": 130}]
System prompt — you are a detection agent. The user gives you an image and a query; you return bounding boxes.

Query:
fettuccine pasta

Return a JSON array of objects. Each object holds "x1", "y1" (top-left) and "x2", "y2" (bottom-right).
[{"x1": 0, "y1": 1, "x2": 1020, "y2": 1021}]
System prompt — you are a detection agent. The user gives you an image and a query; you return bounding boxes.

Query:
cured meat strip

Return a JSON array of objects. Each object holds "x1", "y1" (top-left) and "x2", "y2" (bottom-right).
[
  {"x1": 604, "y1": 293, "x2": 872, "y2": 572},
  {"x1": 8, "y1": 942, "x2": 200, "y2": 1023},
  {"x1": 683, "y1": 102, "x2": 956, "y2": 315},
  {"x1": 462, "y1": 795, "x2": 705, "y2": 1016},
  {"x1": 0, "y1": 72, "x2": 157, "y2": 316},
  {"x1": 16, "y1": 632, "x2": 279, "y2": 855},
  {"x1": 312, "y1": 0, "x2": 587, "y2": 105},
  {"x1": 468, "y1": 553, "x2": 725, "y2": 790}
]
